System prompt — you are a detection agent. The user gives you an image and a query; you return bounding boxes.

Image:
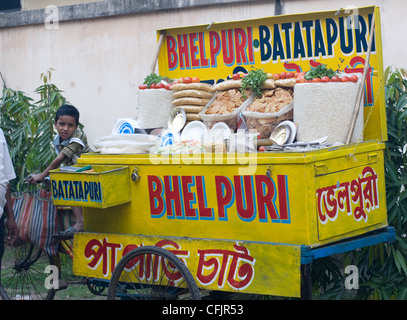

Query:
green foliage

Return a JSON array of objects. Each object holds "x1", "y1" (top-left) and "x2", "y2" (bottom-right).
[
  {"x1": 304, "y1": 63, "x2": 337, "y2": 80},
  {"x1": 241, "y1": 67, "x2": 268, "y2": 98},
  {"x1": 142, "y1": 73, "x2": 171, "y2": 88},
  {"x1": 0, "y1": 69, "x2": 68, "y2": 192},
  {"x1": 310, "y1": 66, "x2": 407, "y2": 300},
  {"x1": 358, "y1": 66, "x2": 407, "y2": 300}
]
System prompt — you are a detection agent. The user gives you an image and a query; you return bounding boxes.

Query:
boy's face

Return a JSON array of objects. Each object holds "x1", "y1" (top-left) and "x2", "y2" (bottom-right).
[{"x1": 55, "y1": 115, "x2": 78, "y2": 142}]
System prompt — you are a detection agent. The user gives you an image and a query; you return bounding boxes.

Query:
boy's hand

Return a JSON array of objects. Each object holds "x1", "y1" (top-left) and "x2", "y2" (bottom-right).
[
  {"x1": 27, "y1": 174, "x2": 43, "y2": 185},
  {"x1": 6, "y1": 219, "x2": 18, "y2": 246}
]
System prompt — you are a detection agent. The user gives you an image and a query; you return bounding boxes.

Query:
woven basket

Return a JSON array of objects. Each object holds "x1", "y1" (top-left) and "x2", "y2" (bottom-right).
[{"x1": 243, "y1": 102, "x2": 293, "y2": 139}]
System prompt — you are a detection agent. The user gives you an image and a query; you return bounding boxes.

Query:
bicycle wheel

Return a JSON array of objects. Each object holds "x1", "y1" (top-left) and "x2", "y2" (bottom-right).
[
  {"x1": 107, "y1": 246, "x2": 201, "y2": 300},
  {"x1": 0, "y1": 242, "x2": 58, "y2": 300}
]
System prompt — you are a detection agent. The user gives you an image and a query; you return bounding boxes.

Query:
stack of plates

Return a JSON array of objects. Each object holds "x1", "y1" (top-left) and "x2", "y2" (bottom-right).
[
  {"x1": 112, "y1": 118, "x2": 143, "y2": 134},
  {"x1": 180, "y1": 121, "x2": 207, "y2": 141},
  {"x1": 269, "y1": 121, "x2": 297, "y2": 145}
]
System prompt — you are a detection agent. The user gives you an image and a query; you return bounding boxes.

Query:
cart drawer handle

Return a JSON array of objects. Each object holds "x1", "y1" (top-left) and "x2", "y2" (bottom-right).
[
  {"x1": 314, "y1": 163, "x2": 328, "y2": 175},
  {"x1": 367, "y1": 153, "x2": 378, "y2": 164}
]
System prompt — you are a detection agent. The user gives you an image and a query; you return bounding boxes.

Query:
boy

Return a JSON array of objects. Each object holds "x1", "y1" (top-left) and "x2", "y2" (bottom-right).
[
  {"x1": 0, "y1": 128, "x2": 18, "y2": 267},
  {"x1": 28, "y1": 104, "x2": 91, "y2": 234}
]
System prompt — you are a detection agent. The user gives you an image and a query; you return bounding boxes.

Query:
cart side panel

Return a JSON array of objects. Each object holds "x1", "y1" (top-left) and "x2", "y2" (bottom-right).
[
  {"x1": 82, "y1": 160, "x2": 313, "y2": 246},
  {"x1": 73, "y1": 232, "x2": 302, "y2": 297},
  {"x1": 315, "y1": 152, "x2": 387, "y2": 242}
]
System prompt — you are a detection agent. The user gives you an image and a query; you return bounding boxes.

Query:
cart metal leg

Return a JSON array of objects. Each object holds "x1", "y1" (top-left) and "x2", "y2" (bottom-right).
[
  {"x1": 300, "y1": 264, "x2": 312, "y2": 300},
  {"x1": 300, "y1": 227, "x2": 395, "y2": 299}
]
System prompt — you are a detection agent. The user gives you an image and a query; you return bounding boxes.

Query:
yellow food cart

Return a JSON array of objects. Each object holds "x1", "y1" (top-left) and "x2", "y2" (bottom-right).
[{"x1": 49, "y1": 5, "x2": 394, "y2": 299}]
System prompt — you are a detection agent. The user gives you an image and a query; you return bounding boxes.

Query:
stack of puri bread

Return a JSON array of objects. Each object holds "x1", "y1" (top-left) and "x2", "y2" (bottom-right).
[{"x1": 171, "y1": 83, "x2": 215, "y2": 123}]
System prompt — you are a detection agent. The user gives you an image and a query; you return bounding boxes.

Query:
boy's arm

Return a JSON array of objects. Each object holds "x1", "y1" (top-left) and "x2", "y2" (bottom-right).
[
  {"x1": 28, "y1": 152, "x2": 67, "y2": 185},
  {"x1": 5, "y1": 184, "x2": 18, "y2": 245}
]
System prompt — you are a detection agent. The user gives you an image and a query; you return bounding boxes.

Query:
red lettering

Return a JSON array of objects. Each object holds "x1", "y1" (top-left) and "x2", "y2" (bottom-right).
[
  {"x1": 122, "y1": 244, "x2": 139, "y2": 257},
  {"x1": 196, "y1": 176, "x2": 213, "y2": 219},
  {"x1": 255, "y1": 175, "x2": 278, "y2": 221},
  {"x1": 215, "y1": 176, "x2": 234, "y2": 220},
  {"x1": 181, "y1": 176, "x2": 197, "y2": 218},
  {"x1": 84, "y1": 238, "x2": 121, "y2": 277},
  {"x1": 221, "y1": 29, "x2": 234, "y2": 66},
  {"x1": 164, "y1": 176, "x2": 182, "y2": 218},
  {"x1": 198, "y1": 32, "x2": 210, "y2": 67},
  {"x1": 189, "y1": 33, "x2": 200, "y2": 68},
  {"x1": 166, "y1": 35, "x2": 178, "y2": 70},
  {"x1": 177, "y1": 34, "x2": 190, "y2": 69},
  {"x1": 316, "y1": 166, "x2": 379, "y2": 224},
  {"x1": 148, "y1": 175, "x2": 165, "y2": 217},
  {"x1": 196, "y1": 244, "x2": 255, "y2": 290},
  {"x1": 277, "y1": 175, "x2": 290, "y2": 221},
  {"x1": 122, "y1": 244, "x2": 139, "y2": 269},
  {"x1": 284, "y1": 61, "x2": 301, "y2": 73},
  {"x1": 209, "y1": 31, "x2": 221, "y2": 67},
  {"x1": 247, "y1": 27, "x2": 254, "y2": 63},
  {"x1": 234, "y1": 28, "x2": 247, "y2": 64},
  {"x1": 234, "y1": 176, "x2": 255, "y2": 221},
  {"x1": 345, "y1": 56, "x2": 373, "y2": 105}
]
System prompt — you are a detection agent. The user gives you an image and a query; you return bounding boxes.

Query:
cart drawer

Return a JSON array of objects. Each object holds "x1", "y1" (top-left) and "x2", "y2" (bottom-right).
[
  {"x1": 50, "y1": 165, "x2": 131, "y2": 208},
  {"x1": 316, "y1": 162, "x2": 387, "y2": 241}
]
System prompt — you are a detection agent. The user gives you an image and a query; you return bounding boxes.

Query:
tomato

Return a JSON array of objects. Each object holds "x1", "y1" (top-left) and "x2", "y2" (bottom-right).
[
  {"x1": 312, "y1": 77, "x2": 321, "y2": 83},
  {"x1": 139, "y1": 84, "x2": 147, "y2": 90},
  {"x1": 331, "y1": 76, "x2": 341, "y2": 82},
  {"x1": 192, "y1": 77, "x2": 200, "y2": 83},
  {"x1": 183, "y1": 77, "x2": 192, "y2": 84},
  {"x1": 296, "y1": 76, "x2": 305, "y2": 83},
  {"x1": 321, "y1": 76, "x2": 330, "y2": 83},
  {"x1": 259, "y1": 146, "x2": 265, "y2": 152},
  {"x1": 341, "y1": 76, "x2": 350, "y2": 82},
  {"x1": 286, "y1": 72, "x2": 295, "y2": 78},
  {"x1": 273, "y1": 73, "x2": 281, "y2": 80},
  {"x1": 149, "y1": 83, "x2": 156, "y2": 89},
  {"x1": 177, "y1": 77, "x2": 184, "y2": 83},
  {"x1": 232, "y1": 73, "x2": 240, "y2": 80},
  {"x1": 349, "y1": 74, "x2": 359, "y2": 83},
  {"x1": 295, "y1": 71, "x2": 306, "y2": 78},
  {"x1": 156, "y1": 83, "x2": 164, "y2": 89},
  {"x1": 164, "y1": 84, "x2": 172, "y2": 90},
  {"x1": 280, "y1": 72, "x2": 287, "y2": 79}
]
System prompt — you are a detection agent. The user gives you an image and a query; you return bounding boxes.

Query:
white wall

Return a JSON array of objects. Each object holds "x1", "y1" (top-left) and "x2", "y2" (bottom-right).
[{"x1": 0, "y1": 0, "x2": 405, "y2": 146}]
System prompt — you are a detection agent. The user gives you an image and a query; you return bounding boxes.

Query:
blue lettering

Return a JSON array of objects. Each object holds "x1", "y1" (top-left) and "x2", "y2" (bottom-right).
[
  {"x1": 293, "y1": 22, "x2": 306, "y2": 59},
  {"x1": 281, "y1": 22, "x2": 292, "y2": 60},
  {"x1": 302, "y1": 20, "x2": 314, "y2": 57},
  {"x1": 339, "y1": 17, "x2": 353, "y2": 55},
  {"x1": 258, "y1": 25, "x2": 272, "y2": 62},
  {"x1": 325, "y1": 18, "x2": 338, "y2": 56},
  {"x1": 314, "y1": 19, "x2": 326, "y2": 57},
  {"x1": 272, "y1": 24, "x2": 285, "y2": 61}
]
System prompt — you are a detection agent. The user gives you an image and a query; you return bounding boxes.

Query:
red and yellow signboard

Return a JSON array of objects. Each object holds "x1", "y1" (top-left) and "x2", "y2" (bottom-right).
[
  {"x1": 157, "y1": 6, "x2": 385, "y2": 142},
  {"x1": 73, "y1": 232, "x2": 301, "y2": 297}
]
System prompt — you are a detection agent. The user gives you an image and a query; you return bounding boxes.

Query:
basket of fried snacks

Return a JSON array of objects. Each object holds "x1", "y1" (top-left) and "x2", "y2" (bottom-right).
[
  {"x1": 199, "y1": 79, "x2": 254, "y2": 131},
  {"x1": 242, "y1": 87, "x2": 294, "y2": 139}
]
